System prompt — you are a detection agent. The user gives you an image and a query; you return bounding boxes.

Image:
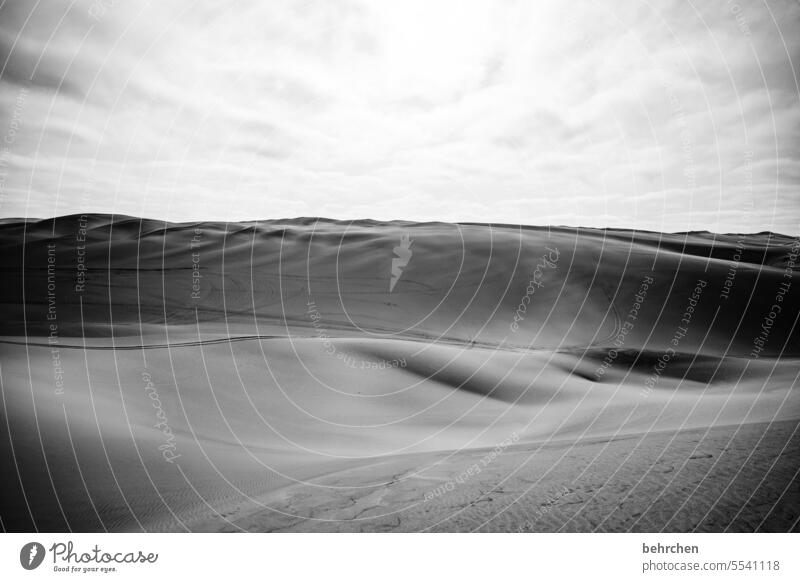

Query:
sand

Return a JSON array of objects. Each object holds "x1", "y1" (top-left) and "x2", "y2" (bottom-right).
[{"x1": 1, "y1": 214, "x2": 798, "y2": 532}]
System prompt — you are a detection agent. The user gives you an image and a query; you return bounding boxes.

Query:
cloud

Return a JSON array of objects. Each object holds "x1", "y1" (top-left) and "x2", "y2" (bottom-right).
[{"x1": 0, "y1": 0, "x2": 798, "y2": 233}]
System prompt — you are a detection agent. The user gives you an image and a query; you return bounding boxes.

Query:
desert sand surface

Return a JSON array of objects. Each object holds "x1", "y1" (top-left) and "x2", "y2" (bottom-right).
[{"x1": 1, "y1": 214, "x2": 798, "y2": 532}]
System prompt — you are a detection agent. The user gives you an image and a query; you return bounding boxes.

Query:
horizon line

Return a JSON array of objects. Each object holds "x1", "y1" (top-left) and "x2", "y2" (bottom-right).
[{"x1": 0, "y1": 212, "x2": 796, "y2": 239}]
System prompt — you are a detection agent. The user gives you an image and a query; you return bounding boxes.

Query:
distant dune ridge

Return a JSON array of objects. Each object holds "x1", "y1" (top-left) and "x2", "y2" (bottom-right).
[{"x1": 1, "y1": 214, "x2": 798, "y2": 532}]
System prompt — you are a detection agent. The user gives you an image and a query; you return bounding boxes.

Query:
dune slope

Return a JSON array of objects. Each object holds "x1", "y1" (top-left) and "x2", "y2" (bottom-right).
[{"x1": 1, "y1": 215, "x2": 798, "y2": 532}]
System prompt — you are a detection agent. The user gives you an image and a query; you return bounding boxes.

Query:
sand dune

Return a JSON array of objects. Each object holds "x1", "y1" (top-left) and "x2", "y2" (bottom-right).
[{"x1": 1, "y1": 215, "x2": 798, "y2": 531}]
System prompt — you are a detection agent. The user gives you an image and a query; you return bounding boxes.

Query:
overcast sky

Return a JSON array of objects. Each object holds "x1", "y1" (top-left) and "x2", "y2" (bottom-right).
[{"x1": 0, "y1": 0, "x2": 798, "y2": 233}]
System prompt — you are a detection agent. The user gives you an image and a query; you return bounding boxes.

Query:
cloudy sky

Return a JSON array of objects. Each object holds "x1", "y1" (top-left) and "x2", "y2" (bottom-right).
[{"x1": 0, "y1": 0, "x2": 798, "y2": 232}]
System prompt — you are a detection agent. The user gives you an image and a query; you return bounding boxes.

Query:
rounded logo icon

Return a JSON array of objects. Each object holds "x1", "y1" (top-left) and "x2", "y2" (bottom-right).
[{"x1": 20, "y1": 542, "x2": 46, "y2": 570}]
